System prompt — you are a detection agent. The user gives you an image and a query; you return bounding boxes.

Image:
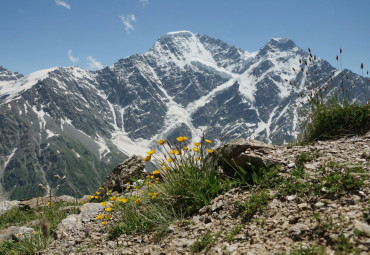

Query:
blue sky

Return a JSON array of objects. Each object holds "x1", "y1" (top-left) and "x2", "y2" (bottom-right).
[{"x1": 1, "y1": 0, "x2": 369, "y2": 76}]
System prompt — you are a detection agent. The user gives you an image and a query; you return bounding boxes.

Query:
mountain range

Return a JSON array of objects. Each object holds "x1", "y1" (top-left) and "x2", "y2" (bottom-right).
[{"x1": 0, "y1": 31, "x2": 367, "y2": 200}]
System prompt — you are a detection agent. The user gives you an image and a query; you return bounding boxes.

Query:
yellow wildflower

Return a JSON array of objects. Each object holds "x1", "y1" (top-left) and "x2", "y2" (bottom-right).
[
  {"x1": 158, "y1": 139, "x2": 165, "y2": 145},
  {"x1": 167, "y1": 158, "x2": 173, "y2": 163},
  {"x1": 147, "y1": 149, "x2": 155, "y2": 155},
  {"x1": 134, "y1": 198, "x2": 141, "y2": 204},
  {"x1": 96, "y1": 191, "x2": 100, "y2": 195},
  {"x1": 169, "y1": 150, "x2": 176, "y2": 154},
  {"x1": 106, "y1": 215, "x2": 112, "y2": 220},
  {"x1": 183, "y1": 146, "x2": 188, "y2": 150},
  {"x1": 110, "y1": 196, "x2": 116, "y2": 201},
  {"x1": 151, "y1": 175, "x2": 155, "y2": 179},
  {"x1": 154, "y1": 180, "x2": 159, "y2": 184},
  {"x1": 176, "y1": 136, "x2": 184, "y2": 142},
  {"x1": 194, "y1": 157, "x2": 200, "y2": 161},
  {"x1": 105, "y1": 207, "x2": 112, "y2": 212},
  {"x1": 81, "y1": 200, "x2": 87, "y2": 204},
  {"x1": 175, "y1": 150, "x2": 181, "y2": 155},
  {"x1": 99, "y1": 187, "x2": 104, "y2": 190},
  {"x1": 194, "y1": 142, "x2": 201, "y2": 147},
  {"x1": 89, "y1": 195, "x2": 95, "y2": 199},
  {"x1": 152, "y1": 170, "x2": 160, "y2": 175},
  {"x1": 152, "y1": 193, "x2": 159, "y2": 199},
  {"x1": 148, "y1": 184, "x2": 153, "y2": 188},
  {"x1": 134, "y1": 186, "x2": 138, "y2": 189},
  {"x1": 183, "y1": 136, "x2": 189, "y2": 141},
  {"x1": 96, "y1": 214, "x2": 104, "y2": 220},
  {"x1": 16, "y1": 233, "x2": 22, "y2": 237},
  {"x1": 193, "y1": 148, "x2": 199, "y2": 152},
  {"x1": 126, "y1": 186, "x2": 131, "y2": 189},
  {"x1": 144, "y1": 155, "x2": 151, "y2": 162},
  {"x1": 207, "y1": 149, "x2": 214, "y2": 153},
  {"x1": 118, "y1": 198, "x2": 128, "y2": 203},
  {"x1": 205, "y1": 139, "x2": 212, "y2": 144},
  {"x1": 94, "y1": 196, "x2": 99, "y2": 199},
  {"x1": 109, "y1": 190, "x2": 112, "y2": 193},
  {"x1": 101, "y1": 201, "x2": 107, "y2": 207},
  {"x1": 101, "y1": 221, "x2": 107, "y2": 225}
]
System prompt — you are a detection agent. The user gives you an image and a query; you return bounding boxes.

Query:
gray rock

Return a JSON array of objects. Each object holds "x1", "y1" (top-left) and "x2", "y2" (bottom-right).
[
  {"x1": 354, "y1": 221, "x2": 370, "y2": 237},
  {"x1": 315, "y1": 202, "x2": 325, "y2": 208},
  {"x1": 216, "y1": 139, "x2": 278, "y2": 176},
  {"x1": 0, "y1": 226, "x2": 35, "y2": 241},
  {"x1": 54, "y1": 203, "x2": 103, "y2": 239},
  {"x1": 289, "y1": 223, "x2": 309, "y2": 236},
  {"x1": 99, "y1": 155, "x2": 146, "y2": 197},
  {"x1": 0, "y1": 200, "x2": 20, "y2": 215}
]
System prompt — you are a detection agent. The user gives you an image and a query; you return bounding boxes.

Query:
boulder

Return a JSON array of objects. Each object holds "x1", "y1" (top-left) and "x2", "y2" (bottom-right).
[
  {"x1": 0, "y1": 226, "x2": 35, "y2": 242},
  {"x1": 19, "y1": 195, "x2": 76, "y2": 210},
  {"x1": 216, "y1": 139, "x2": 279, "y2": 176},
  {"x1": 54, "y1": 202, "x2": 103, "y2": 239},
  {"x1": 99, "y1": 155, "x2": 146, "y2": 197},
  {"x1": 0, "y1": 200, "x2": 20, "y2": 215}
]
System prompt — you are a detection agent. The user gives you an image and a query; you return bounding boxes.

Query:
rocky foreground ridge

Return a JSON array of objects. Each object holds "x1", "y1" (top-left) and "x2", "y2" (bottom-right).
[{"x1": 1, "y1": 132, "x2": 369, "y2": 254}]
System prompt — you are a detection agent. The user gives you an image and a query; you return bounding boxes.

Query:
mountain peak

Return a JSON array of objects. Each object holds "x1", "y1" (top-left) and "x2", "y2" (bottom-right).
[
  {"x1": 160, "y1": 30, "x2": 195, "y2": 39},
  {"x1": 263, "y1": 37, "x2": 297, "y2": 51}
]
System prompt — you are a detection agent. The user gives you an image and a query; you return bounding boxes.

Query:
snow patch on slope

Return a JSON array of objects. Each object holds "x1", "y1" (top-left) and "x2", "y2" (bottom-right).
[{"x1": 0, "y1": 67, "x2": 58, "y2": 104}]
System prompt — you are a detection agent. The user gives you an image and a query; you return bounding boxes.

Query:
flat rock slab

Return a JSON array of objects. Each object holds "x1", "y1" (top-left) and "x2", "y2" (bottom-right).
[
  {"x1": 0, "y1": 226, "x2": 35, "y2": 242},
  {"x1": 54, "y1": 203, "x2": 103, "y2": 239},
  {"x1": 0, "y1": 200, "x2": 20, "y2": 215},
  {"x1": 19, "y1": 195, "x2": 76, "y2": 210}
]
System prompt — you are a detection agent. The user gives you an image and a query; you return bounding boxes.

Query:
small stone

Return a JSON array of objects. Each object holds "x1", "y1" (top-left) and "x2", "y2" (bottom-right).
[
  {"x1": 287, "y1": 163, "x2": 295, "y2": 168},
  {"x1": 226, "y1": 244, "x2": 238, "y2": 252},
  {"x1": 352, "y1": 195, "x2": 361, "y2": 203},
  {"x1": 315, "y1": 202, "x2": 325, "y2": 208},
  {"x1": 298, "y1": 203, "x2": 308, "y2": 210},
  {"x1": 289, "y1": 223, "x2": 309, "y2": 236},
  {"x1": 199, "y1": 206, "x2": 210, "y2": 215},
  {"x1": 269, "y1": 199, "x2": 281, "y2": 209},
  {"x1": 287, "y1": 195, "x2": 296, "y2": 201},
  {"x1": 173, "y1": 238, "x2": 190, "y2": 247}
]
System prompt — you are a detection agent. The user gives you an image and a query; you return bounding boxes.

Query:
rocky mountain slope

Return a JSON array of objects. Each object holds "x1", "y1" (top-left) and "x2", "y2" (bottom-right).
[
  {"x1": 0, "y1": 31, "x2": 367, "y2": 200},
  {"x1": 1, "y1": 132, "x2": 368, "y2": 254}
]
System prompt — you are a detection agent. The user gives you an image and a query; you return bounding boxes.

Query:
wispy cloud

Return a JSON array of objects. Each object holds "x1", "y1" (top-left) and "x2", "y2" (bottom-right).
[
  {"x1": 139, "y1": 0, "x2": 149, "y2": 6},
  {"x1": 119, "y1": 14, "x2": 136, "y2": 34},
  {"x1": 55, "y1": 0, "x2": 71, "y2": 9},
  {"x1": 86, "y1": 56, "x2": 103, "y2": 70},
  {"x1": 68, "y1": 49, "x2": 79, "y2": 63}
]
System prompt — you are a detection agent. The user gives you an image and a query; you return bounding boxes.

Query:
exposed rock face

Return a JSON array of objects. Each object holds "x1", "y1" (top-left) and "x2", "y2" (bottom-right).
[{"x1": 99, "y1": 155, "x2": 146, "y2": 197}]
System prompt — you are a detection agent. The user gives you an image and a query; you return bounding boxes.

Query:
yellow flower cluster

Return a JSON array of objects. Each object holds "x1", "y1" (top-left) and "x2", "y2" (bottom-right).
[{"x1": 143, "y1": 136, "x2": 215, "y2": 172}]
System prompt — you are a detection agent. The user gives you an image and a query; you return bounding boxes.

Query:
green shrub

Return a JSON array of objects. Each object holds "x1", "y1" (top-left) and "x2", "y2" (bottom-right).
[{"x1": 300, "y1": 101, "x2": 370, "y2": 143}]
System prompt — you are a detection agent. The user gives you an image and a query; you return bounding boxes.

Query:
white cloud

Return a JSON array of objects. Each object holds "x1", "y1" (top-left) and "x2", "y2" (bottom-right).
[
  {"x1": 86, "y1": 56, "x2": 103, "y2": 70},
  {"x1": 119, "y1": 14, "x2": 136, "y2": 34},
  {"x1": 139, "y1": 0, "x2": 149, "y2": 6},
  {"x1": 68, "y1": 49, "x2": 79, "y2": 63},
  {"x1": 55, "y1": 0, "x2": 71, "y2": 9}
]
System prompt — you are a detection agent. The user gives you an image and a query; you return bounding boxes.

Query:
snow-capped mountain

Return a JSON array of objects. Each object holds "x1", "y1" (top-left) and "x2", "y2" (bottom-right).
[{"x1": 0, "y1": 31, "x2": 366, "y2": 200}]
